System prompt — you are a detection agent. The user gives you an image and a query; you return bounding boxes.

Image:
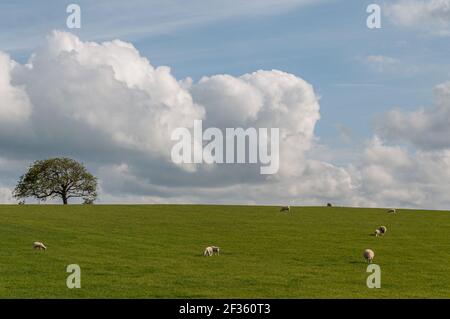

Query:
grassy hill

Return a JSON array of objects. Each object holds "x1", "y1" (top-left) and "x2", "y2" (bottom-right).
[{"x1": 0, "y1": 205, "x2": 449, "y2": 298}]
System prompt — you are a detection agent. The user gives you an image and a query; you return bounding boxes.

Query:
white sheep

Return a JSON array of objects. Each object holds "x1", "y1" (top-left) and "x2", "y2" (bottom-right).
[
  {"x1": 374, "y1": 229, "x2": 381, "y2": 237},
  {"x1": 33, "y1": 241, "x2": 47, "y2": 250},
  {"x1": 388, "y1": 208, "x2": 396, "y2": 214},
  {"x1": 280, "y1": 206, "x2": 290, "y2": 213},
  {"x1": 379, "y1": 226, "x2": 387, "y2": 235},
  {"x1": 363, "y1": 249, "x2": 375, "y2": 263},
  {"x1": 203, "y1": 246, "x2": 213, "y2": 256}
]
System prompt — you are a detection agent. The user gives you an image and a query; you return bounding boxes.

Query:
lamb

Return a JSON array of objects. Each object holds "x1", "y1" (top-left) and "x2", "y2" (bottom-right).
[
  {"x1": 203, "y1": 246, "x2": 213, "y2": 256},
  {"x1": 374, "y1": 226, "x2": 387, "y2": 237},
  {"x1": 33, "y1": 241, "x2": 47, "y2": 250},
  {"x1": 363, "y1": 249, "x2": 375, "y2": 263},
  {"x1": 280, "y1": 206, "x2": 290, "y2": 212},
  {"x1": 204, "y1": 246, "x2": 220, "y2": 256}
]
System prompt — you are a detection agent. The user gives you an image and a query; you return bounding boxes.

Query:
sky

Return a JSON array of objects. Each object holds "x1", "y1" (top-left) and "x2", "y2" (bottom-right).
[{"x1": 1, "y1": 0, "x2": 450, "y2": 209}]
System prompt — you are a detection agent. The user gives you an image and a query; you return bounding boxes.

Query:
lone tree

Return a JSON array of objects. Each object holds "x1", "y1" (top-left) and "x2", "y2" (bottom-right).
[{"x1": 14, "y1": 158, "x2": 97, "y2": 205}]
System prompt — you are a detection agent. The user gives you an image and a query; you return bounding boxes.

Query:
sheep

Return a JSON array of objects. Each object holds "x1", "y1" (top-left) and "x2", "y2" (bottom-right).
[
  {"x1": 388, "y1": 208, "x2": 396, "y2": 214},
  {"x1": 363, "y1": 249, "x2": 375, "y2": 263},
  {"x1": 379, "y1": 226, "x2": 387, "y2": 235},
  {"x1": 204, "y1": 246, "x2": 220, "y2": 256},
  {"x1": 33, "y1": 241, "x2": 47, "y2": 250},
  {"x1": 211, "y1": 246, "x2": 220, "y2": 255},
  {"x1": 280, "y1": 206, "x2": 290, "y2": 213},
  {"x1": 203, "y1": 246, "x2": 213, "y2": 256},
  {"x1": 327, "y1": 203, "x2": 332, "y2": 207},
  {"x1": 374, "y1": 229, "x2": 381, "y2": 237}
]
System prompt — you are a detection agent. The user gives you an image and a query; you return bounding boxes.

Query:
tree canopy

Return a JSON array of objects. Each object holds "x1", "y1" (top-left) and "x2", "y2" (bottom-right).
[{"x1": 13, "y1": 158, "x2": 97, "y2": 205}]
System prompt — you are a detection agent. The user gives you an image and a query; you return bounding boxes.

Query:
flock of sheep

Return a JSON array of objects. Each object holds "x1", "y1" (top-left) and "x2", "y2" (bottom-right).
[
  {"x1": 278, "y1": 205, "x2": 397, "y2": 264},
  {"x1": 33, "y1": 205, "x2": 397, "y2": 265},
  {"x1": 363, "y1": 209, "x2": 396, "y2": 263}
]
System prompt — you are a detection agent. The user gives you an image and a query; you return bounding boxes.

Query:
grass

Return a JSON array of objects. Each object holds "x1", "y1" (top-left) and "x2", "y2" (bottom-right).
[{"x1": 0, "y1": 205, "x2": 449, "y2": 298}]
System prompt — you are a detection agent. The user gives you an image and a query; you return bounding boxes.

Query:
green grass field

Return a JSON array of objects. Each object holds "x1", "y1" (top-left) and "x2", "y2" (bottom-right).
[{"x1": 0, "y1": 205, "x2": 449, "y2": 298}]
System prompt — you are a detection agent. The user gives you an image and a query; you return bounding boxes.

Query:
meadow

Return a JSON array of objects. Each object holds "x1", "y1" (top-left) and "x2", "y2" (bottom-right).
[{"x1": 0, "y1": 205, "x2": 449, "y2": 298}]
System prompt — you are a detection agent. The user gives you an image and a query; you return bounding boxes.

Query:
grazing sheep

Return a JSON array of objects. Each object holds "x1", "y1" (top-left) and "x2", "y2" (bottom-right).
[
  {"x1": 327, "y1": 203, "x2": 332, "y2": 207},
  {"x1": 280, "y1": 206, "x2": 290, "y2": 213},
  {"x1": 374, "y1": 229, "x2": 381, "y2": 237},
  {"x1": 379, "y1": 226, "x2": 387, "y2": 235},
  {"x1": 18, "y1": 201, "x2": 25, "y2": 205},
  {"x1": 33, "y1": 241, "x2": 47, "y2": 250},
  {"x1": 363, "y1": 249, "x2": 375, "y2": 263},
  {"x1": 211, "y1": 246, "x2": 220, "y2": 255},
  {"x1": 203, "y1": 246, "x2": 213, "y2": 256},
  {"x1": 388, "y1": 208, "x2": 396, "y2": 214}
]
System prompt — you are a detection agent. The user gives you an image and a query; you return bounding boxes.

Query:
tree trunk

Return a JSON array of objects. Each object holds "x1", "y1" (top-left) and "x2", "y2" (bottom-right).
[{"x1": 62, "y1": 194, "x2": 68, "y2": 205}]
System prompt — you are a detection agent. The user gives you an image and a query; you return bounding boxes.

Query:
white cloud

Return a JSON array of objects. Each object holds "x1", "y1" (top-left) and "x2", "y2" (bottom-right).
[
  {"x1": 191, "y1": 70, "x2": 321, "y2": 176},
  {"x1": 385, "y1": 0, "x2": 450, "y2": 36},
  {"x1": 364, "y1": 136, "x2": 412, "y2": 168},
  {"x1": 361, "y1": 82, "x2": 450, "y2": 208},
  {"x1": 191, "y1": 74, "x2": 263, "y2": 126},
  {"x1": 376, "y1": 82, "x2": 450, "y2": 150},
  {"x1": 0, "y1": 186, "x2": 14, "y2": 203},
  {"x1": 356, "y1": 137, "x2": 450, "y2": 208},
  {"x1": 0, "y1": 52, "x2": 31, "y2": 123},
  {"x1": 9, "y1": 31, "x2": 204, "y2": 160}
]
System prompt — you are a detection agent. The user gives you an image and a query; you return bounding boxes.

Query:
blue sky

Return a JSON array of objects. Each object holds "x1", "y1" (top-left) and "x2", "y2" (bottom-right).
[{"x1": 1, "y1": 0, "x2": 450, "y2": 207}]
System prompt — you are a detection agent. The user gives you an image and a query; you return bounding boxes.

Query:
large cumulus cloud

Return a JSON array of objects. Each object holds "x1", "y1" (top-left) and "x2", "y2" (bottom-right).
[
  {"x1": 1, "y1": 31, "x2": 450, "y2": 209},
  {"x1": 6, "y1": 31, "x2": 204, "y2": 161},
  {"x1": 0, "y1": 31, "x2": 333, "y2": 205},
  {"x1": 190, "y1": 70, "x2": 320, "y2": 176}
]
